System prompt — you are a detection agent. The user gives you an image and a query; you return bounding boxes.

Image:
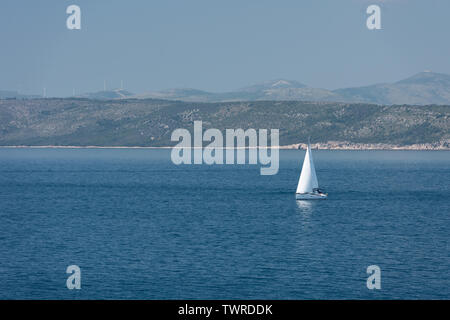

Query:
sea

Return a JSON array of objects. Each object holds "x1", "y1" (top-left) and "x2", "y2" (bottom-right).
[{"x1": 0, "y1": 148, "x2": 449, "y2": 299}]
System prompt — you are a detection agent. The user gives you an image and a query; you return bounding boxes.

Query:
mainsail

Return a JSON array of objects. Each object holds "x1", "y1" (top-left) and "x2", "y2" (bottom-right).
[{"x1": 296, "y1": 142, "x2": 319, "y2": 193}]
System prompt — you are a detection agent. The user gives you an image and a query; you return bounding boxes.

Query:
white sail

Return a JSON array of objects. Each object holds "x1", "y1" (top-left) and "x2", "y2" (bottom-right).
[{"x1": 296, "y1": 142, "x2": 319, "y2": 193}]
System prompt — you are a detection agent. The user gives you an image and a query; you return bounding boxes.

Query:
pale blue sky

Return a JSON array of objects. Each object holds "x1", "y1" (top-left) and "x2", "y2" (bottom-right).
[{"x1": 1, "y1": 0, "x2": 450, "y2": 96}]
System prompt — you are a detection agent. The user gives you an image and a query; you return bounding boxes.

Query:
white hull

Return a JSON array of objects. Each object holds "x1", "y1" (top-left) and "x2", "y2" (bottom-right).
[{"x1": 295, "y1": 192, "x2": 327, "y2": 200}]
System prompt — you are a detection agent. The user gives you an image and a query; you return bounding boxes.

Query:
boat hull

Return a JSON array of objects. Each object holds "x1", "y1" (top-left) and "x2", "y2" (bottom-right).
[{"x1": 295, "y1": 192, "x2": 327, "y2": 200}]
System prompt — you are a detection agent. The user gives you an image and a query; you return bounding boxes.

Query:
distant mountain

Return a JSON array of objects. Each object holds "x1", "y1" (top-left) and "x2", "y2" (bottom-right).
[
  {"x1": 134, "y1": 79, "x2": 341, "y2": 102},
  {"x1": 227, "y1": 79, "x2": 339, "y2": 101},
  {"x1": 334, "y1": 72, "x2": 450, "y2": 105},
  {"x1": 135, "y1": 80, "x2": 308, "y2": 102},
  {"x1": 130, "y1": 72, "x2": 450, "y2": 105},
  {"x1": 79, "y1": 88, "x2": 134, "y2": 100},
  {"x1": 238, "y1": 79, "x2": 306, "y2": 93}
]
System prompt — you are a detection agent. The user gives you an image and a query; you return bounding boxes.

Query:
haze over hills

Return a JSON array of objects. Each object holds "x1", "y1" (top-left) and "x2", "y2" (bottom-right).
[
  {"x1": 334, "y1": 71, "x2": 450, "y2": 105},
  {"x1": 134, "y1": 79, "x2": 341, "y2": 102},
  {"x1": 130, "y1": 71, "x2": 450, "y2": 105},
  {"x1": 3, "y1": 72, "x2": 450, "y2": 105}
]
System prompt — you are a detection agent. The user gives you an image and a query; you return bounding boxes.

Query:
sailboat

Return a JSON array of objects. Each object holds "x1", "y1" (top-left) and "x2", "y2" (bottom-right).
[{"x1": 295, "y1": 141, "x2": 327, "y2": 200}]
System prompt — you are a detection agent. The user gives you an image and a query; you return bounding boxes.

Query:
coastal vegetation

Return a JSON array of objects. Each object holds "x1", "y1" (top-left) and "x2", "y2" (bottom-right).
[{"x1": 0, "y1": 98, "x2": 448, "y2": 149}]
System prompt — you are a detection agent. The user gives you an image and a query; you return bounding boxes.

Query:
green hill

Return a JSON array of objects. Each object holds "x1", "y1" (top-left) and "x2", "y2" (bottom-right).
[{"x1": 0, "y1": 98, "x2": 448, "y2": 148}]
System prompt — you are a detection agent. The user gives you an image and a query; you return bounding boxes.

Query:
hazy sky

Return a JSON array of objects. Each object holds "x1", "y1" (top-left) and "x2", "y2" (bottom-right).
[{"x1": 1, "y1": 0, "x2": 450, "y2": 96}]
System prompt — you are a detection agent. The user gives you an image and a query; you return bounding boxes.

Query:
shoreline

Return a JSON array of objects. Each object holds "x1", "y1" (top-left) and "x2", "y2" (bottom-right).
[{"x1": 1, "y1": 142, "x2": 449, "y2": 151}]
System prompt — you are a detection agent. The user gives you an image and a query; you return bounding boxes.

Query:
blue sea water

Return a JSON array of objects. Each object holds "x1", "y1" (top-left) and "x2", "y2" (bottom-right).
[{"x1": 0, "y1": 148, "x2": 449, "y2": 299}]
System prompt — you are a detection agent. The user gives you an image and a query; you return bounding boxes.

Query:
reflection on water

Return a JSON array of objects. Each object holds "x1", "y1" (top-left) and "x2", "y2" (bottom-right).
[
  {"x1": 295, "y1": 200, "x2": 314, "y2": 223},
  {"x1": 296, "y1": 200, "x2": 313, "y2": 212}
]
